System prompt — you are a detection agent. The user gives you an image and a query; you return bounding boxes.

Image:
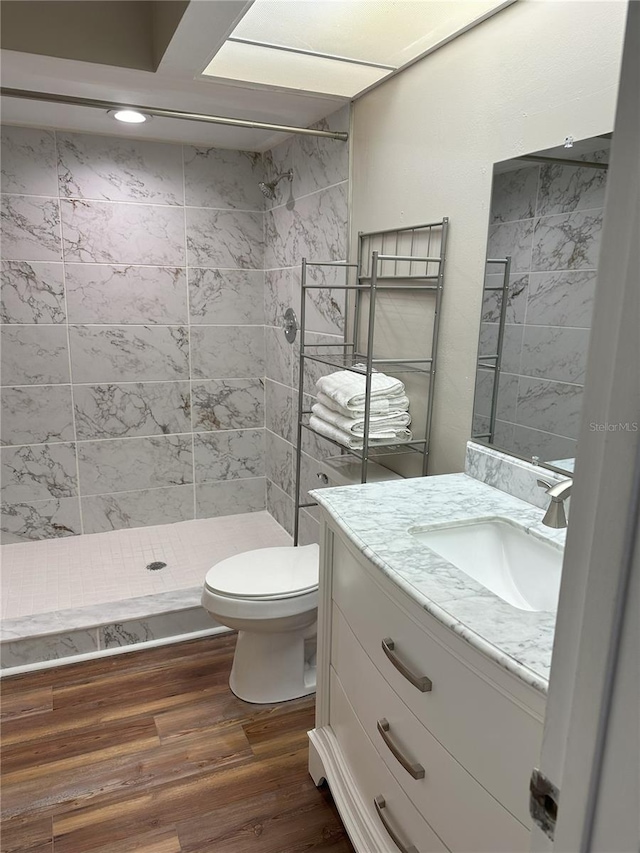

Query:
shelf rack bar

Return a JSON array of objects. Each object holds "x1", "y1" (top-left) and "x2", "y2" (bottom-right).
[
  {"x1": 293, "y1": 258, "x2": 309, "y2": 546},
  {"x1": 359, "y1": 220, "x2": 447, "y2": 237},
  {"x1": 488, "y1": 255, "x2": 511, "y2": 443},
  {"x1": 472, "y1": 256, "x2": 511, "y2": 444},
  {"x1": 421, "y1": 217, "x2": 449, "y2": 475},
  {"x1": 301, "y1": 421, "x2": 428, "y2": 456}
]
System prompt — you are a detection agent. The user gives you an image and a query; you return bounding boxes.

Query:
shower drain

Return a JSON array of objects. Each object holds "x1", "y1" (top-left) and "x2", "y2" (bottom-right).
[{"x1": 146, "y1": 561, "x2": 167, "y2": 571}]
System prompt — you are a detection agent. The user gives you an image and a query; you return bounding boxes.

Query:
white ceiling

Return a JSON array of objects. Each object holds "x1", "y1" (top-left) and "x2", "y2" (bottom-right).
[
  {"x1": 0, "y1": 1, "x2": 346, "y2": 151},
  {"x1": 1, "y1": 0, "x2": 515, "y2": 151}
]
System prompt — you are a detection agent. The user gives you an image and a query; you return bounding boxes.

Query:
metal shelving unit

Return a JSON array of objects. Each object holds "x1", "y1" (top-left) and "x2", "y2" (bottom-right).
[
  {"x1": 472, "y1": 256, "x2": 511, "y2": 444},
  {"x1": 293, "y1": 219, "x2": 449, "y2": 544}
]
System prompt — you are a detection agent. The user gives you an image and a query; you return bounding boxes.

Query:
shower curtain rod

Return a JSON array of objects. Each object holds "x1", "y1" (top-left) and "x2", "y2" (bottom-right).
[
  {"x1": 519, "y1": 153, "x2": 608, "y2": 170},
  {"x1": 0, "y1": 88, "x2": 349, "y2": 142}
]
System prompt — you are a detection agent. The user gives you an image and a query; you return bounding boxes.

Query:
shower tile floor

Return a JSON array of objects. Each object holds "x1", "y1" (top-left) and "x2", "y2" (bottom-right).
[{"x1": 1, "y1": 511, "x2": 291, "y2": 622}]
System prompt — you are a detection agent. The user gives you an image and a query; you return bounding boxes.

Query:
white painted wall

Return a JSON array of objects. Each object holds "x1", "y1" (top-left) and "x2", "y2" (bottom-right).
[{"x1": 350, "y1": 0, "x2": 627, "y2": 474}]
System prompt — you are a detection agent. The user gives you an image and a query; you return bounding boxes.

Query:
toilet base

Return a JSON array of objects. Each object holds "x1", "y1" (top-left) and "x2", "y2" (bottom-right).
[{"x1": 229, "y1": 628, "x2": 316, "y2": 704}]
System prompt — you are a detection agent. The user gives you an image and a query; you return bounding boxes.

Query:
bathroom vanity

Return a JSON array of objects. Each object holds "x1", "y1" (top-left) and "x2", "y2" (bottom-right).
[{"x1": 308, "y1": 469, "x2": 564, "y2": 853}]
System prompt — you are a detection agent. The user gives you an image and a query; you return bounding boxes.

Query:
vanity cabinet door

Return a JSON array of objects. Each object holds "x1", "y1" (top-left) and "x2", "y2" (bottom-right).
[
  {"x1": 330, "y1": 531, "x2": 542, "y2": 827},
  {"x1": 331, "y1": 603, "x2": 530, "y2": 852},
  {"x1": 330, "y1": 667, "x2": 450, "y2": 853}
]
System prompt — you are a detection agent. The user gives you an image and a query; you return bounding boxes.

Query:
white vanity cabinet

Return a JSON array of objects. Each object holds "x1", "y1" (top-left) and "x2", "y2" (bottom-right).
[{"x1": 309, "y1": 517, "x2": 547, "y2": 853}]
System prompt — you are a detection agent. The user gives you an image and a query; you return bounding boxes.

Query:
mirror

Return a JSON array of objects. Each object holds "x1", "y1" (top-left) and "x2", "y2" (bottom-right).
[{"x1": 472, "y1": 135, "x2": 611, "y2": 475}]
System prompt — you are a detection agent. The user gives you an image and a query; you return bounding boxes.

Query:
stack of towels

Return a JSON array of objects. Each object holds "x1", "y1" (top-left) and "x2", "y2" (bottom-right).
[{"x1": 310, "y1": 369, "x2": 412, "y2": 450}]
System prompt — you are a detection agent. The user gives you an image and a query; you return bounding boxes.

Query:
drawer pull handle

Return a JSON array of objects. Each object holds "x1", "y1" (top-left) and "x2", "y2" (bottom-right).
[
  {"x1": 377, "y1": 718, "x2": 425, "y2": 780},
  {"x1": 382, "y1": 638, "x2": 432, "y2": 692},
  {"x1": 374, "y1": 795, "x2": 418, "y2": 853}
]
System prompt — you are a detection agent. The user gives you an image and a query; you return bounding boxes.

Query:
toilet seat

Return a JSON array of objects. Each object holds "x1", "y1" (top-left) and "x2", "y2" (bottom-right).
[{"x1": 204, "y1": 544, "x2": 319, "y2": 601}]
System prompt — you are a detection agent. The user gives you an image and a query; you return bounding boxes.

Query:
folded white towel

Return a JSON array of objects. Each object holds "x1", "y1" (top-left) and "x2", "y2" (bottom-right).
[
  {"x1": 315, "y1": 369, "x2": 406, "y2": 414},
  {"x1": 311, "y1": 401, "x2": 411, "y2": 437},
  {"x1": 310, "y1": 415, "x2": 413, "y2": 450},
  {"x1": 316, "y1": 391, "x2": 410, "y2": 417}
]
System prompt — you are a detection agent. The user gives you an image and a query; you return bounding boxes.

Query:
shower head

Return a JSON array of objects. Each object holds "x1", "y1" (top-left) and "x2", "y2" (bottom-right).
[{"x1": 258, "y1": 169, "x2": 293, "y2": 200}]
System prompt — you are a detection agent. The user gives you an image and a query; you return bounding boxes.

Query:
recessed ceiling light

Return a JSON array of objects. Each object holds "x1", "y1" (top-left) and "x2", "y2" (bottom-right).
[{"x1": 108, "y1": 109, "x2": 150, "y2": 124}]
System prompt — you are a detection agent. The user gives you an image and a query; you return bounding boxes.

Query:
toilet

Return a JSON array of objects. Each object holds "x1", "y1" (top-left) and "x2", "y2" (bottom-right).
[{"x1": 201, "y1": 543, "x2": 319, "y2": 704}]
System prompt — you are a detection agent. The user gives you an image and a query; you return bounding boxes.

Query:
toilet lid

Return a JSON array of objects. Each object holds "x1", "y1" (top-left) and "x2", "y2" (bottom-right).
[{"x1": 204, "y1": 544, "x2": 319, "y2": 600}]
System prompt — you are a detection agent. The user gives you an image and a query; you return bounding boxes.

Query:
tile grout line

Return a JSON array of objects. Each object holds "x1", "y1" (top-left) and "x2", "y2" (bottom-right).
[
  {"x1": 54, "y1": 128, "x2": 85, "y2": 535},
  {"x1": 181, "y1": 143, "x2": 198, "y2": 523}
]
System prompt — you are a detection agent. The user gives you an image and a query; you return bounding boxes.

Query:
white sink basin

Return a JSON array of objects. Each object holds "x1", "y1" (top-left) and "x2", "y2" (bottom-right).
[{"x1": 410, "y1": 518, "x2": 562, "y2": 612}]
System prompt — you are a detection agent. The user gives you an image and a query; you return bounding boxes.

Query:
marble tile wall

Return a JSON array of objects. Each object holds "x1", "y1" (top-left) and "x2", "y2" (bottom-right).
[
  {"x1": 262, "y1": 106, "x2": 350, "y2": 543},
  {"x1": 1, "y1": 126, "x2": 267, "y2": 542},
  {"x1": 474, "y1": 152, "x2": 607, "y2": 464}
]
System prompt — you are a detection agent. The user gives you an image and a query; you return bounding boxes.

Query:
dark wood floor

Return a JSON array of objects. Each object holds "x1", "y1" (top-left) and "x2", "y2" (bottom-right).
[{"x1": 0, "y1": 634, "x2": 355, "y2": 853}]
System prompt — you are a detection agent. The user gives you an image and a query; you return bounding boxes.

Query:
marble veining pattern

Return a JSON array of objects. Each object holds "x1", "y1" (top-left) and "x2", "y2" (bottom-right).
[
  {"x1": 266, "y1": 479, "x2": 294, "y2": 536},
  {"x1": 516, "y1": 377, "x2": 584, "y2": 437},
  {"x1": 265, "y1": 325, "x2": 292, "y2": 387},
  {"x1": 490, "y1": 166, "x2": 539, "y2": 224},
  {"x1": 265, "y1": 379, "x2": 294, "y2": 444},
  {"x1": 532, "y1": 210, "x2": 603, "y2": 271},
  {"x1": 264, "y1": 181, "x2": 348, "y2": 269},
  {"x1": 57, "y1": 133, "x2": 184, "y2": 205},
  {"x1": 183, "y1": 146, "x2": 264, "y2": 211},
  {"x1": 521, "y1": 326, "x2": 589, "y2": 384},
  {"x1": 68, "y1": 325, "x2": 189, "y2": 383},
  {"x1": 486, "y1": 219, "x2": 534, "y2": 273},
  {"x1": 264, "y1": 268, "x2": 292, "y2": 328},
  {"x1": 190, "y1": 325, "x2": 264, "y2": 380},
  {"x1": 191, "y1": 379, "x2": 264, "y2": 432},
  {"x1": 313, "y1": 473, "x2": 565, "y2": 692},
  {"x1": 1, "y1": 195, "x2": 62, "y2": 261},
  {"x1": 2, "y1": 116, "x2": 349, "y2": 540},
  {"x1": 1, "y1": 443, "x2": 78, "y2": 502},
  {"x1": 1, "y1": 126, "x2": 58, "y2": 196},
  {"x1": 73, "y1": 381, "x2": 191, "y2": 440},
  {"x1": 482, "y1": 273, "x2": 528, "y2": 325},
  {"x1": 77, "y1": 435, "x2": 193, "y2": 495},
  {"x1": 1, "y1": 325, "x2": 70, "y2": 385},
  {"x1": 265, "y1": 430, "x2": 294, "y2": 496},
  {"x1": 536, "y1": 157, "x2": 607, "y2": 216},
  {"x1": 1, "y1": 385, "x2": 75, "y2": 447},
  {"x1": 465, "y1": 441, "x2": 568, "y2": 508},
  {"x1": 65, "y1": 264, "x2": 187, "y2": 325},
  {"x1": 81, "y1": 485, "x2": 194, "y2": 534},
  {"x1": 186, "y1": 208, "x2": 264, "y2": 269},
  {"x1": 194, "y1": 429, "x2": 265, "y2": 483},
  {"x1": 526, "y1": 270, "x2": 596, "y2": 327},
  {"x1": 188, "y1": 268, "x2": 264, "y2": 325},
  {"x1": 61, "y1": 199, "x2": 185, "y2": 265},
  {"x1": 196, "y1": 477, "x2": 266, "y2": 517},
  {"x1": 1, "y1": 497, "x2": 82, "y2": 544},
  {"x1": 1, "y1": 261, "x2": 66, "y2": 324}
]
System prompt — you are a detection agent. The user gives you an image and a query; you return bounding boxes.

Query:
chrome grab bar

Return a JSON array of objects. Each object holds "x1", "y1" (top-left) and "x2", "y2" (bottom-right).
[
  {"x1": 374, "y1": 795, "x2": 418, "y2": 853},
  {"x1": 377, "y1": 718, "x2": 425, "y2": 779},
  {"x1": 382, "y1": 638, "x2": 432, "y2": 692}
]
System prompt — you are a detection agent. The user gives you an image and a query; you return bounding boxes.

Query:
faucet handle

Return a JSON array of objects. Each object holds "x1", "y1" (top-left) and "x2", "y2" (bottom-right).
[{"x1": 537, "y1": 478, "x2": 554, "y2": 492}]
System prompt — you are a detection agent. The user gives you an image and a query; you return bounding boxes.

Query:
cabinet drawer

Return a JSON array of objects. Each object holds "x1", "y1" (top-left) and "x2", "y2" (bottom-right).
[
  {"x1": 332, "y1": 603, "x2": 530, "y2": 852},
  {"x1": 330, "y1": 667, "x2": 449, "y2": 853},
  {"x1": 330, "y1": 532, "x2": 542, "y2": 826}
]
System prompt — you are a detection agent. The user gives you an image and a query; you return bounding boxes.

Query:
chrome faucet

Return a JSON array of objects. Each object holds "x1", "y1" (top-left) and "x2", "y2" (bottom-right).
[{"x1": 537, "y1": 478, "x2": 573, "y2": 528}]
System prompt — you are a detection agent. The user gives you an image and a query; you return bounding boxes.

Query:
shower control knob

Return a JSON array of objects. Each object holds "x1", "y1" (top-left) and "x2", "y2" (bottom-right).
[{"x1": 283, "y1": 308, "x2": 299, "y2": 344}]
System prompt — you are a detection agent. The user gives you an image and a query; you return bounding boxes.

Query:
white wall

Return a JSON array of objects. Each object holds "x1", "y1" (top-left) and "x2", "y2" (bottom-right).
[{"x1": 350, "y1": 0, "x2": 627, "y2": 474}]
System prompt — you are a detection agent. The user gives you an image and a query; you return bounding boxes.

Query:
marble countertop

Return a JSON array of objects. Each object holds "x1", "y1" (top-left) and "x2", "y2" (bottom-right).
[{"x1": 311, "y1": 472, "x2": 566, "y2": 694}]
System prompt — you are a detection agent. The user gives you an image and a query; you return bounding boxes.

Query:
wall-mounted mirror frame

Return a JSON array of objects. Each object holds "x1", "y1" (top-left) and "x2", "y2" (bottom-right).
[{"x1": 472, "y1": 134, "x2": 612, "y2": 476}]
